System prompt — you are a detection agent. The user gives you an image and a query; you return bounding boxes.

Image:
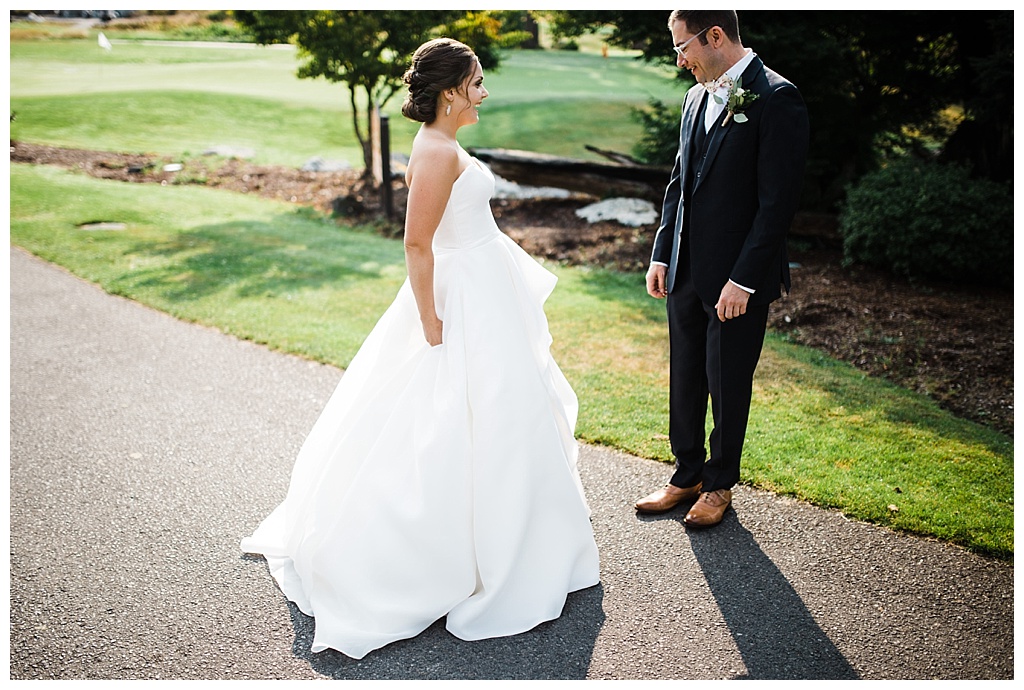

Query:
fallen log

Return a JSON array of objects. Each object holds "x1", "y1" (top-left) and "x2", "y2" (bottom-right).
[
  {"x1": 583, "y1": 144, "x2": 646, "y2": 166},
  {"x1": 469, "y1": 148, "x2": 671, "y2": 201}
]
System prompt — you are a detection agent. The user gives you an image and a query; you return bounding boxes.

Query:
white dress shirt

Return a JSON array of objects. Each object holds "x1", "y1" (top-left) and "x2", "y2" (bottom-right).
[{"x1": 704, "y1": 49, "x2": 756, "y2": 133}]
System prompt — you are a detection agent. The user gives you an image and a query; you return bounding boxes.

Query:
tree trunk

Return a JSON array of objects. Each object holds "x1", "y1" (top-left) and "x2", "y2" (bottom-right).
[{"x1": 349, "y1": 87, "x2": 372, "y2": 173}]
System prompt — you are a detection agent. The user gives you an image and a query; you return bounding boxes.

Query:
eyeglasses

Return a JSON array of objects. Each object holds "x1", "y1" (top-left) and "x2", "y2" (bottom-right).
[{"x1": 673, "y1": 27, "x2": 710, "y2": 57}]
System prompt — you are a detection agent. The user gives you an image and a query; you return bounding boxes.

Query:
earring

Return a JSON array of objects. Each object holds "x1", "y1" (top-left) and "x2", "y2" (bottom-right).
[{"x1": 446, "y1": 104, "x2": 451, "y2": 116}]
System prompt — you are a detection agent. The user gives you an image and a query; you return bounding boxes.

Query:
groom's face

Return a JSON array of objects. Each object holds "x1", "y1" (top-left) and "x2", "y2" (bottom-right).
[{"x1": 671, "y1": 20, "x2": 716, "y2": 84}]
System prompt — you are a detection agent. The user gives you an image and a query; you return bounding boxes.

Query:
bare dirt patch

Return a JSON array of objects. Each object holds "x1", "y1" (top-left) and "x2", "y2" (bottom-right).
[{"x1": 11, "y1": 141, "x2": 1012, "y2": 436}]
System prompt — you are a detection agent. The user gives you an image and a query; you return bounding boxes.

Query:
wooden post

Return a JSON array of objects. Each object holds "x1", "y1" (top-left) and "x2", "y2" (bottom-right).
[
  {"x1": 371, "y1": 106, "x2": 382, "y2": 181},
  {"x1": 379, "y1": 110, "x2": 393, "y2": 220},
  {"x1": 371, "y1": 105, "x2": 394, "y2": 220}
]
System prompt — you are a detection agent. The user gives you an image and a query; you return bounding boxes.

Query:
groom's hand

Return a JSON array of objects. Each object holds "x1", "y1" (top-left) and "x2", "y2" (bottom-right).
[
  {"x1": 715, "y1": 281, "x2": 751, "y2": 322},
  {"x1": 646, "y1": 263, "x2": 668, "y2": 299}
]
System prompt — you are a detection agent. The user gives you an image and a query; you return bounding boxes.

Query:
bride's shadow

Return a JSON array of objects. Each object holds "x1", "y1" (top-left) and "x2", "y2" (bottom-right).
[{"x1": 286, "y1": 584, "x2": 605, "y2": 679}]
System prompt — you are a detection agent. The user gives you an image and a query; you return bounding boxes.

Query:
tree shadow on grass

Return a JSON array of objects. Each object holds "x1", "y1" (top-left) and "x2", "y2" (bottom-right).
[
  {"x1": 750, "y1": 338, "x2": 1013, "y2": 557},
  {"x1": 759, "y1": 337, "x2": 1012, "y2": 459},
  {"x1": 282, "y1": 584, "x2": 605, "y2": 680},
  {"x1": 569, "y1": 267, "x2": 666, "y2": 325},
  {"x1": 125, "y1": 217, "x2": 405, "y2": 303},
  {"x1": 568, "y1": 264, "x2": 1011, "y2": 464}
]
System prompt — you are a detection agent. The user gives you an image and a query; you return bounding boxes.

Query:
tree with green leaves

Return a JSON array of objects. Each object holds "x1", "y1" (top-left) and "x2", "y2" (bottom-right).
[
  {"x1": 543, "y1": 10, "x2": 1011, "y2": 211},
  {"x1": 233, "y1": 10, "x2": 527, "y2": 172}
]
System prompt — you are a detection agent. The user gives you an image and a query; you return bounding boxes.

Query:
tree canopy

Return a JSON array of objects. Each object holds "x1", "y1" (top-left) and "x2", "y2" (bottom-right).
[
  {"x1": 545, "y1": 10, "x2": 1012, "y2": 211},
  {"x1": 233, "y1": 10, "x2": 529, "y2": 170}
]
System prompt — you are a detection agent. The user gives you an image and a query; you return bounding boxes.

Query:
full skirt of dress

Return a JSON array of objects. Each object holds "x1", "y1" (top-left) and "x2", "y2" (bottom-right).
[{"x1": 241, "y1": 205, "x2": 600, "y2": 659}]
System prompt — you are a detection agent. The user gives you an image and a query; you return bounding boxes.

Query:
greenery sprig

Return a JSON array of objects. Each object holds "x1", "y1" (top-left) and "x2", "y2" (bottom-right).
[{"x1": 713, "y1": 76, "x2": 759, "y2": 125}]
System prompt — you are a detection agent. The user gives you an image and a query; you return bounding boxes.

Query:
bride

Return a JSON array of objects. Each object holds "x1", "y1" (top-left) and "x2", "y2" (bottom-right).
[{"x1": 241, "y1": 37, "x2": 600, "y2": 660}]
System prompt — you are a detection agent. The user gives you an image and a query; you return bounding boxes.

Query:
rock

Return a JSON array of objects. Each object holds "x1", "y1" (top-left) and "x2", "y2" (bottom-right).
[
  {"x1": 301, "y1": 157, "x2": 350, "y2": 173},
  {"x1": 492, "y1": 173, "x2": 572, "y2": 201},
  {"x1": 574, "y1": 197, "x2": 658, "y2": 227},
  {"x1": 202, "y1": 146, "x2": 255, "y2": 160}
]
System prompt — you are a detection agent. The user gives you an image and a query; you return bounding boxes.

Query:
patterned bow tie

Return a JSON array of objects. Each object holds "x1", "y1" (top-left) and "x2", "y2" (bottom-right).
[{"x1": 704, "y1": 75, "x2": 735, "y2": 95}]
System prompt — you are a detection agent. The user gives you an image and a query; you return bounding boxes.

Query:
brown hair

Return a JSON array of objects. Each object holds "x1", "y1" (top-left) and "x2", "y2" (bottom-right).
[
  {"x1": 668, "y1": 10, "x2": 741, "y2": 45},
  {"x1": 401, "y1": 38, "x2": 478, "y2": 124}
]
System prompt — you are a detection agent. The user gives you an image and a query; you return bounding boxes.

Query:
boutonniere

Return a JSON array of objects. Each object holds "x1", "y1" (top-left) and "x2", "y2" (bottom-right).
[{"x1": 713, "y1": 76, "x2": 759, "y2": 126}]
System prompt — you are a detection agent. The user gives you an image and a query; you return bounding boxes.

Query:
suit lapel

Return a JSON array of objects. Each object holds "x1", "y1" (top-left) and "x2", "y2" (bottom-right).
[
  {"x1": 694, "y1": 56, "x2": 765, "y2": 193},
  {"x1": 680, "y1": 86, "x2": 706, "y2": 176}
]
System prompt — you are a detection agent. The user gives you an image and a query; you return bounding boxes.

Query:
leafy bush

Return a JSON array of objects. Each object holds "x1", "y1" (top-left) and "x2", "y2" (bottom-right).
[
  {"x1": 630, "y1": 98, "x2": 679, "y2": 166},
  {"x1": 172, "y1": 23, "x2": 253, "y2": 42},
  {"x1": 838, "y1": 158, "x2": 1012, "y2": 287}
]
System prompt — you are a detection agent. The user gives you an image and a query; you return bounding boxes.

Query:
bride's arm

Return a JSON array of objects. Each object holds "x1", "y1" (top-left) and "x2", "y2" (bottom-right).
[{"x1": 404, "y1": 145, "x2": 460, "y2": 346}]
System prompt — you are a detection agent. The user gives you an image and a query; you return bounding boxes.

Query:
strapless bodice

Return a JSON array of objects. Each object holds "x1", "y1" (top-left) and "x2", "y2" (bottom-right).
[{"x1": 432, "y1": 159, "x2": 502, "y2": 253}]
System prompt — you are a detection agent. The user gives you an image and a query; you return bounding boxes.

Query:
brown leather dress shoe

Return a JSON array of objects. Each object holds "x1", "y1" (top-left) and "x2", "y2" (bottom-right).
[
  {"x1": 635, "y1": 482, "x2": 702, "y2": 514},
  {"x1": 684, "y1": 489, "x2": 733, "y2": 527}
]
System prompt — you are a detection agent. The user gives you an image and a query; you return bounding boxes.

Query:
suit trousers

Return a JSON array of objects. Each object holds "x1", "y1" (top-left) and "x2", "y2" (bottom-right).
[{"x1": 665, "y1": 263, "x2": 769, "y2": 493}]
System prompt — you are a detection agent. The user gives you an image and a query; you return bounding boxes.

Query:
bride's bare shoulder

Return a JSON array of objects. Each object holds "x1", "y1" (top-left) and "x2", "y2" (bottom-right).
[{"x1": 406, "y1": 131, "x2": 460, "y2": 187}]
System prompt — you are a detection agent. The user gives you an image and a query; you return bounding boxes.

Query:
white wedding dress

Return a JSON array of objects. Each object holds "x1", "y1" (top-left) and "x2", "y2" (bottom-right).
[{"x1": 241, "y1": 158, "x2": 600, "y2": 659}]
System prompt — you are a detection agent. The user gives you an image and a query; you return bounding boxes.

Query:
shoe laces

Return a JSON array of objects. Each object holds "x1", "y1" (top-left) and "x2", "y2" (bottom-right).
[{"x1": 701, "y1": 490, "x2": 727, "y2": 506}]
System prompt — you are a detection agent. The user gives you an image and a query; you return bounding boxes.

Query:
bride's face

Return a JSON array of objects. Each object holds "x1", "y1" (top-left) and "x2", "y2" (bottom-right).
[{"x1": 454, "y1": 61, "x2": 488, "y2": 126}]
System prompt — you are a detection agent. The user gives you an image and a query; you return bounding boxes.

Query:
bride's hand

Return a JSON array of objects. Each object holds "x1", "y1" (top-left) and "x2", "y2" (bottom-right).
[{"x1": 422, "y1": 314, "x2": 443, "y2": 347}]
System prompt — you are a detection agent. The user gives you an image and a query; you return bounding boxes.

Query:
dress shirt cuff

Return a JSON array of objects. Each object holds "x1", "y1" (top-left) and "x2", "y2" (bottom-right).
[
  {"x1": 651, "y1": 261, "x2": 668, "y2": 267},
  {"x1": 729, "y1": 279, "x2": 755, "y2": 294}
]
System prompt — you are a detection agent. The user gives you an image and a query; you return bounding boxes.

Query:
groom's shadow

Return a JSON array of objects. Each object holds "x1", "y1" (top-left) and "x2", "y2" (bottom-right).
[
  {"x1": 662, "y1": 507, "x2": 859, "y2": 679},
  {"x1": 285, "y1": 584, "x2": 605, "y2": 679}
]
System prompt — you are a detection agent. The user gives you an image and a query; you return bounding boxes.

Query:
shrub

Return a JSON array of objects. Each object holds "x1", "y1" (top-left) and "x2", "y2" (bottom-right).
[
  {"x1": 630, "y1": 98, "x2": 679, "y2": 167},
  {"x1": 838, "y1": 158, "x2": 1012, "y2": 287}
]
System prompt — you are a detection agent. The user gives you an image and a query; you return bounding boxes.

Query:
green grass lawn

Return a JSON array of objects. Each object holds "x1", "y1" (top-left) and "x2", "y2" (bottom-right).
[
  {"x1": 10, "y1": 38, "x2": 680, "y2": 166},
  {"x1": 10, "y1": 164, "x2": 1013, "y2": 558}
]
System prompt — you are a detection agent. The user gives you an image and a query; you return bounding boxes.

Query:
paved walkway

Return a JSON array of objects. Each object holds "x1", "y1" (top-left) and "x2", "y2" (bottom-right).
[{"x1": 8, "y1": 247, "x2": 1014, "y2": 680}]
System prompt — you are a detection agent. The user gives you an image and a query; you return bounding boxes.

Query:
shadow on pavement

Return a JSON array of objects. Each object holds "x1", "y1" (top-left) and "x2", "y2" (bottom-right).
[
  {"x1": 285, "y1": 584, "x2": 606, "y2": 679},
  {"x1": 684, "y1": 509, "x2": 860, "y2": 680}
]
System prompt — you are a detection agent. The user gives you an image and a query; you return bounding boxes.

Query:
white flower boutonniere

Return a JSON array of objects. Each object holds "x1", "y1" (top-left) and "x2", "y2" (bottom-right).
[{"x1": 713, "y1": 76, "x2": 759, "y2": 126}]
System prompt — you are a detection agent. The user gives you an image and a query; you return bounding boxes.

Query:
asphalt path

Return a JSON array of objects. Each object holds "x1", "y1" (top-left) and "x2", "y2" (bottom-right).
[{"x1": 8, "y1": 246, "x2": 1015, "y2": 680}]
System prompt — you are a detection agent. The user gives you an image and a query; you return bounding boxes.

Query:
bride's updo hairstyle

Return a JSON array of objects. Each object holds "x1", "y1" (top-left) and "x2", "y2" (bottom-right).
[{"x1": 401, "y1": 38, "x2": 478, "y2": 124}]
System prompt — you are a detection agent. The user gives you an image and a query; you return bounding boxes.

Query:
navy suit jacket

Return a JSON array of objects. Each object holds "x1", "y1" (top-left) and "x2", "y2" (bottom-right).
[{"x1": 651, "y1": 55, "x2": 809, "y2": 305}]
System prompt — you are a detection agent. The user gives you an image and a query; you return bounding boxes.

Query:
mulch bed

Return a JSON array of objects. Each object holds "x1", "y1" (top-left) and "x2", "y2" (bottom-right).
[{"x1": 11, "y1": 141, "x2": 1013, "y2": 436}]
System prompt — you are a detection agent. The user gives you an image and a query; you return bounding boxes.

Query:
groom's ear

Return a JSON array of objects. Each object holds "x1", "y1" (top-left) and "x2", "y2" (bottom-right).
[{"x1": 707, "y1": 26, "x2": 724, "y2": 48}]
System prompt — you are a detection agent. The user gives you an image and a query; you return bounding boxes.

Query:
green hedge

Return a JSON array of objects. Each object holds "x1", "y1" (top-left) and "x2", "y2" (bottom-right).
[{"x1": 838, "y1": 158, "x2": 1012, "y2": 287}]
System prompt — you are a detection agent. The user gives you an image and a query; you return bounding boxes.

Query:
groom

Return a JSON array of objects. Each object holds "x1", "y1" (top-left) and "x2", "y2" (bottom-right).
[{"x1": 636, "y1": 10, "x2": 809, "y2": 526}]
